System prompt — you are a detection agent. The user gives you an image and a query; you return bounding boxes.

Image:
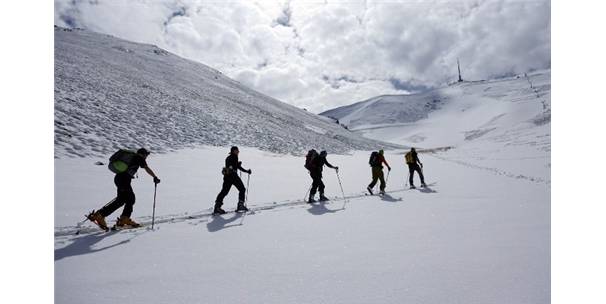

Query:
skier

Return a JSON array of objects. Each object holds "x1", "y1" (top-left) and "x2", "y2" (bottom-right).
[
  {"x1": 305, "y1": 150, "x2": 338, "y2": 203},
  {"x1": 405, "y1": 147, "x2": 426, "y2": 188},
  {"x1": 88, "y1": 148, "x2": 161, "y2": 230},
  {"x1": 213, "y1": 146, "x2": 252, "y2": 214},
  {"x1": 367, "y1": 149, "x2": 391, "y2": 195}
]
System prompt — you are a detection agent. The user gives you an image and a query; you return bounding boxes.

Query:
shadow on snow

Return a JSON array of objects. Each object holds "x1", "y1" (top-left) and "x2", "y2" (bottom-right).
[
  {"x1": 207, "y1": 212, "x2": 246, "y2": 232},
  {"x1": 379, "y1": 193, "x2": 403, "y2": 202},
  {"x1": 54, "y1": 230, "x2": 143, "y2": 261},
  {"x1": 307, "y1": 201, "x2": 344, "y2": 215}
]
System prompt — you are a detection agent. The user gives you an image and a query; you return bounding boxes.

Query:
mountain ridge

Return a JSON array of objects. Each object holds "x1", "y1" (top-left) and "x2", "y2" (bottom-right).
[{"x1": 54, "y1": 26, "x2": 399, "y2": 158}]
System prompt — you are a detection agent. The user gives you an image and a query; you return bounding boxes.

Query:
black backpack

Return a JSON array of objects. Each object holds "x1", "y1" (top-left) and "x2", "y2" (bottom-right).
[
  {"x1": 369, "y1": 151, "x2": 380, "y2": 167},
  {"x1": 305, "y1": 149, "x2": 318, "y2": 170},
  {"x1": 108, "y1": 149, "x2": 137, "y2": 175}
]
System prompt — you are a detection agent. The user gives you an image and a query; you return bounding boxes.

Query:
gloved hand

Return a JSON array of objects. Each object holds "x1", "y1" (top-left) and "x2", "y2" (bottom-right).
[
  {"x1": 335, "y1": 166, "x2": 339, "y2": 172},
  {"x1": 247, "y1": 169, "x2": 252, "y2": 174},
  {"x1": 153, "y1": 176, "x2": 161, "y2": 184},
  {"x1": 420, "y1": 163, "x2": 423, "y2": 168},
  {"x1": 388, "y1": 166, "x2": 392, "y2": 171}
]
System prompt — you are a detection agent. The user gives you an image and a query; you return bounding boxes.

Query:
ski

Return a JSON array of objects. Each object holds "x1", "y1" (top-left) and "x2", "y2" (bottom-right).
[
  {"x1": 213, "y1": 209, "x2": 254, "y2": 216},
  {"x1": 110, "y1": 224, "x2": 143, "y2": 231}
]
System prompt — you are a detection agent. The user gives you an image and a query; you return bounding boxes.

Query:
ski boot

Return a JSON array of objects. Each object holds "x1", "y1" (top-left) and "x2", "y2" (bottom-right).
[
  {"x1": 366, "y1": 186, "x2": 374, "y2": 195},
  {"x1": 421, "y1": 183, "x2": 427, "y2": 188},
  {"x1": 87, "y1": 210, "x2": 109, "y2": 231},
  {"x1": 213, "y1": 203, "x2": 227, "y2": 215},
  {"x1": 308, "y1": 194, "x2": 316, "y2": 204},
  {"x1": 410, "y1": 185, "x2": 416, "y2": 189},
  {"x1": 116, "y1": 215, "x2": 141, "y2": 228},
  {"x1": 236, "y1": 201, "x2": 249, "y2": 212},
  {"x1": 379, "y1": 190, "x2": 385, "y2": 195},
  {"x1": 319, "y1": 195, "x2": 329, "y2": 201}
]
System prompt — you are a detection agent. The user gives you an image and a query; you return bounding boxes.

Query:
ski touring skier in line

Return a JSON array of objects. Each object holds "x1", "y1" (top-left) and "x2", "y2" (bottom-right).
[
  {"x1": 305, "y1": 150, "x2": 338, "y2": 203},
  {"x1": 213, "y1": 146, "x2": 252, "y2": 214},
  {"x1": 367, "y1": 149, "x2": 391, "y2": 195},
  {"x1": 405, "y1": 147, "x2": 426, "y2": 189},
  {"x1": 88, "y1": 148, "x2": 161, "y2": 231}
]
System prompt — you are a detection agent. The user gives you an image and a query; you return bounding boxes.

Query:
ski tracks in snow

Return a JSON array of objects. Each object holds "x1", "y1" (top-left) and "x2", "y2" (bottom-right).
[
  {"x1": 426, "y1": 152, "x2": 549, "y2": 185},
  {"x1": 55, "y1": 187, "x2": 419, "y2": 239}
]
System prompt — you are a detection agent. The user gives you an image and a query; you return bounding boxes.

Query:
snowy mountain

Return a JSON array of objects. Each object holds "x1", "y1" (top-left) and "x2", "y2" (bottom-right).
[
  {"x1": 321, "y1": 70, "x2": 550, "y2": 147},
  {"x1": 54, "y1": 26, "x2": 397, "y2": 158},
  {"x1": 321, "y1": 91, "x2": 445, "y2": 128},
  {"x1": 54, "y1": 28, "x2": 549, "y2": 304},
  {"x1": 322, "y1": 70, "x2": 551, "y2": 183}
]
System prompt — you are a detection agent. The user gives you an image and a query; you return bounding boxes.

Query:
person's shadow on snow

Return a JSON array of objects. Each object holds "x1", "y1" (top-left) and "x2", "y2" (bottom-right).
[
  {"x1": 307, "y1": 201, "x2": 343, "y2": 215},
  {"x1": 418, "y1": 187, "x2": 437, "y2": 194},
  {"x1": 207, "y1": 212, "x2": 245, "y2": 232},
  {"x1": 380, "y1": 193, "x2": 403, "y2": 202},
  {"x1": 54, "y1": 232, "x2": 139, "y2": 261}
]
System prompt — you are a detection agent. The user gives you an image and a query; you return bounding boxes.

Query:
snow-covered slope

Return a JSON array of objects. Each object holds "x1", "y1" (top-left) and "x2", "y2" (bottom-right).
[
  {"x1": 54, "y1": 27, "x2": 397, "y2": 158},
  {"x1": 322, "y1": 70, "x2": 551, "y2": 183},
  {"x1": 321, "y1": 92, "x2": 445, "y2": 128},
  {"x1": 321, "y1": 71, "x2": 549, "y2": 147},
  {"x1": 55, "y1": 147, "x2": 549, "y2": 304}
]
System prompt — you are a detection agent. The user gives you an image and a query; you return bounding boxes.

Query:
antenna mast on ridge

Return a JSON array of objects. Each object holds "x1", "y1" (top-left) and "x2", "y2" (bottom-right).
[{"x1": 457, "y1": 58, "x2": 463, "y2": 82}]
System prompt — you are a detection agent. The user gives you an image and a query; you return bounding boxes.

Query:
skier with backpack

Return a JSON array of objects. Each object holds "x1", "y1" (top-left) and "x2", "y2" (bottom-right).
[
  {"x1": 87, "y1": 148, "x2": 161, "y2": 231},
  {"x1": 305, "y1": 150, "x2": 338, "y2": 203},
  {"x1": 405, "y1": 147, "x2": 426, "y2": 188},
  {"x1": 213, "y1": 146, "x2": 252, "y2": 214},
  {"x1": 367, "y1": 149, "x2": 391, "y2": 195}
]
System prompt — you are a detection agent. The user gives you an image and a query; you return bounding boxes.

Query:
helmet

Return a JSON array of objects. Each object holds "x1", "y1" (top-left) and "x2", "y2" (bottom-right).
[
  {"x1": 137, "y1": 148, "x2": 150, "y2": 156},
  {"x1": 320, "y1": 150, "x2": 327, "y2": 157},
  {"x1": 230, "y1": 146, "x2": 239, "y2": 153},
  {"x1": 379, "y1": 149, "x2": 384, "y2": 155}
]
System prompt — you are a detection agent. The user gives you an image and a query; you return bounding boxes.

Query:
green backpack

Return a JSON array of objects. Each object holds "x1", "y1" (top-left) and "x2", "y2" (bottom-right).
[{"x1": 108, "y1": 149, "x2": 137, "y2": 174}]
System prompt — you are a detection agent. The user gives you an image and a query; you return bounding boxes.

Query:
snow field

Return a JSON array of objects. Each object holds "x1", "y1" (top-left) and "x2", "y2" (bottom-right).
[{"x1": 55, "y1": 146, "x2": 549, "y2": 304}]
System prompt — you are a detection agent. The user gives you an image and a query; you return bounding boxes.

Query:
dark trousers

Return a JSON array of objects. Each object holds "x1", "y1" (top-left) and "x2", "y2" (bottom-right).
[
  {"x1": 309, "y1": 171, "x2": 325, "y2": 196},
  {"x1": 368, "y1": 167, "x2": 386, "y2": 191},
  {"x1": 408, "y1": 163, "x2": 425, "y2": 185},
  {"x1": 99, "y1": 173, "x2": 135, "y2": 218},
  {"x1": 215, "y1": 174, "x2": 246, "y2": 205}
]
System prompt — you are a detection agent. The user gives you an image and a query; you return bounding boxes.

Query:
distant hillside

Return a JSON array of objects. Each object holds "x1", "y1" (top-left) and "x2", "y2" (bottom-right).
[
  {"x1": 320, "y1": 70, "x2": 550, "y2": 149},
  {"x1": 320, "y1": 92, "x2": 445, "y2": 129},
  {"x1": 54, "y1": 27, "x2": 398, "y2": 158},
  {"x1": 320, "y1": 70, "x2": 551, "y2": 183}
]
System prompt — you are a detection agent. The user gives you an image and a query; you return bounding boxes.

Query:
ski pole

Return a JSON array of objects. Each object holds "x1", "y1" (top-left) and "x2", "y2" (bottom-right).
[
  {"x1": 335, "y1": 169, "x2": 347, "y2": 208},
  {"x1": 246, "y1": 173, "x2": 250, "y2": 203},
  {"x1": 151, "y1": 183, "x2": 157, "y2": 230},
  {"x1": 304, "y1": 184, "x2": 312, "y2": 202}
]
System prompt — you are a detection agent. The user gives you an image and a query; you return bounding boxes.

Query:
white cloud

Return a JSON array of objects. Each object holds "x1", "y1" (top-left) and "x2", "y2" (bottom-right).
[{"x1": 55, "y1": 0, "x2": 550, "y2": 113}]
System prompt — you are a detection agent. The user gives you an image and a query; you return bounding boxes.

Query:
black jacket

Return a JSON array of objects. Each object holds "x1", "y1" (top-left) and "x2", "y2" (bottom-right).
[
  {"x1": 225, "y1": 154, "x2": 246, "y2": 175},
  {"x1": 311, "y1": 156, "x2": 336, "y2": 173}
]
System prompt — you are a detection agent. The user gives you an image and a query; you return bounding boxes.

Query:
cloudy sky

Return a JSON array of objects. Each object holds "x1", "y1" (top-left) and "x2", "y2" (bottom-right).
[{"x1": 54, "y1": 0, "x2": 550, "y2": 113}]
